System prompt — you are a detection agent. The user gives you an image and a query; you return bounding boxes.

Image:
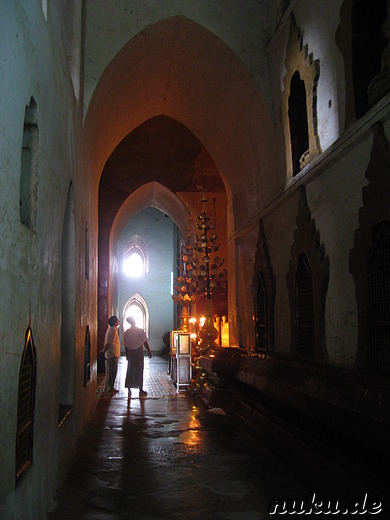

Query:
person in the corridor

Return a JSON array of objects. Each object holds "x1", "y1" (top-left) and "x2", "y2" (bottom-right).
[
  {"x1": 103, "y1": 315, "x2": 121, "y2": 392},
  {"x1": 124, "y1": 316, "x2": 152, "y2": 398}
]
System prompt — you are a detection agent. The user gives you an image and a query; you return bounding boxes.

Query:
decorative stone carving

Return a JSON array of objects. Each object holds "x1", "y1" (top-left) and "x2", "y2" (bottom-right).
[
  {"x1": 282, "y1": 14, "x2": 321, "y2": 178},
  {"x1": 349, "y1": 123, "x2": 390, "y2": 369},
  {"x1": 287, "y1": 186, "x2": 329, "y2": 361},
  {"x1": 251, "y1": 219, "x2": 275, "y2": 354}
]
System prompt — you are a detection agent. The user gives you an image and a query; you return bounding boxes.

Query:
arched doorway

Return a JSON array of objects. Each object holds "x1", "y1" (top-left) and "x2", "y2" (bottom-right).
[
  {"x1": 83, "y1": 15, "x2": 275, "y2": 350},
  {"x1": 123, "y1": 294, "x2": 149, "y2": 334}
]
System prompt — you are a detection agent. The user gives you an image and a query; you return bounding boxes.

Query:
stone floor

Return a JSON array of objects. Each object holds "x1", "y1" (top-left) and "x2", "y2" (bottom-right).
[
  {"x1": 49, "y1": 357, "x2": 388, "y2": 519},
  {"x1": 96, "y1": 356, "x2": 178, "y2": 400}
]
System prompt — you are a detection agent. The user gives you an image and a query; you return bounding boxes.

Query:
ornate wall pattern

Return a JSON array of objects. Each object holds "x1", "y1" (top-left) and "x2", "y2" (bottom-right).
[
  {"x1": 251, "y1": 219, "x2": 275, "y2": 354},
  {"x1": 281, "y1": 14, "x2": 321, "y2": 177},
  {"x1": 287, "y1": 186, "x2": 329, "y2": 361},
  {"x1": 350, "y1": 123, "x2": 390, "y2": 370}
]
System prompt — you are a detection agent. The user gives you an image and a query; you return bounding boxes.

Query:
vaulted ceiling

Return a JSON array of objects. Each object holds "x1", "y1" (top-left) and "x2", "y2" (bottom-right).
[{"x1": 98, "y1": 115, "x2": 225, "y2": 228}]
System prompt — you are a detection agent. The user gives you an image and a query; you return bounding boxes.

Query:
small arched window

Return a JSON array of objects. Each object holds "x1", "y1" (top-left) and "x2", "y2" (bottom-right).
[
  {"x1": 16, "y1": 328, "x2": 37, "y2": 485},
  {"x1": 124, "y1": 246, "x2": 145, "y2": 277},
  {"x1": 123, "y1": 235, "x2": 149, "y2": 278},
  {"x1": 288, "y1": 71, "x2": 309, "y2": 176},
  {"x1": 368, "y1": 221, "x2": 390, "y2": 370},
  {"x1": 282, "y1": 15, "x2": 320, "y2": 178}
]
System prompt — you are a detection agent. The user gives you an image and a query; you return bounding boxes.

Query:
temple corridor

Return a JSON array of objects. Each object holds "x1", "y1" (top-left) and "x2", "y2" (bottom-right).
[
  {"x1": 48, "y1": 358, "x2": 388, "y2": 519},
  {"x1": 3, "y1": 3, "x2": 390, "y2": 518}
]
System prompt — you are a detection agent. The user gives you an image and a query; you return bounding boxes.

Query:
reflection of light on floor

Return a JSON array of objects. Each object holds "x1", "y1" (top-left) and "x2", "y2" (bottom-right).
[
  {"x1": 180, "y1": 405, "x2": 201, "y2": 446},
  {"x1": 99, "y1": 356, "x2": 178, "y2": 399}
]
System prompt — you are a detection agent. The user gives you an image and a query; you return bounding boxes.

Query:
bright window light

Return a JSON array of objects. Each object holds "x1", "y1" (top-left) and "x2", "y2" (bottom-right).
[
  {"x1": 123, "y1": 251, "x2": 144, "y2": 277},
  {"x1": 124, "y1": 305, "x2": 144, "y2": 330}
]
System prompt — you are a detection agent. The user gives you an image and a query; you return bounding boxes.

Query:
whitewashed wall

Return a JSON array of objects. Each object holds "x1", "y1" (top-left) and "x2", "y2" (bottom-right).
[{"x1": 0, "y1": 2, "x2": 95, "y2": 518}]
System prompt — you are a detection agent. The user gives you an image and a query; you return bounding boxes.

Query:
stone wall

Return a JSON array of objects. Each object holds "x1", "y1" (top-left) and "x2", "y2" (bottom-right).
[
  {"x1": 116, "y1": 208, "x2": 175, "y2": 352},
  {"x1": 0, "y1": 2, "x2": 95, "y2": 518}
]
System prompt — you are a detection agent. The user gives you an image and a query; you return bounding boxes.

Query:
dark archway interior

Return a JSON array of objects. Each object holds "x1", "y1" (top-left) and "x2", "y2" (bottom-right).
[
  {"x1": 98, "y1": 115, "x2": 225, "y2": 347},
  {"x1": 99, "y1": 115, "x2": 224, "y2": 224}
]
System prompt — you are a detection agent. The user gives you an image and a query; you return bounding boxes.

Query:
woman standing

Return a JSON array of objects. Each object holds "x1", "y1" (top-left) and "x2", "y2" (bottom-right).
[
  {"x1": 103, "y1": 315, "x2": 121, "y2": 392},
  {"x1": 123, "y1": 316, "x2": 152, "y2": 397}
]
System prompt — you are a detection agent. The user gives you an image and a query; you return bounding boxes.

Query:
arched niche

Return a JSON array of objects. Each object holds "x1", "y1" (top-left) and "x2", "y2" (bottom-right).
[{"x1": 282, "y1": 14, "x2": 321, "y2": 180}]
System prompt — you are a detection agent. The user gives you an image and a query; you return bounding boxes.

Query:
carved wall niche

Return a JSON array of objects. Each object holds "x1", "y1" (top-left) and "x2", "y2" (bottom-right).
[
  {"x1": 282, "y1": 14, "x2": 321, "y2": 178},
  {"x1": 251, "y1": 220, "x2": 275, "y2": 354},
  {"x1": 16, "y1": 328, "x2": 37, "y2": 484},
  {"x1": 287, "y1": 187, "x2": 329, "y2": 361},
  {"x1": 349, "y1": 123, "x2": 390, "y2": 371},
  {"x1": 336, "y1": 0, "x2": 388, "y2": 126}
]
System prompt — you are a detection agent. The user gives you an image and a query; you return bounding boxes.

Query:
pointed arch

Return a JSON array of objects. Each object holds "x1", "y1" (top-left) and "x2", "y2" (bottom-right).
[
  {"x1": 111, "y1": 182, "x2": 189, "y2": 239},
  {"x1": 350, "y1": 123, "x2": 390, "y2": 370},
  {"x1": 86, "y1": 16, "x2": 276, "y2": 349},
  {"x1": 288, "y1": 71, "x2": 309, "y2": 176},
  {"x1": 123, "y1": 235, "x2": 149, "y2": 277},
  {"x1": 84, "y1": 16, "x2": 275, "y2": 213},
  {"x1": 287, "y1": 187, "x2": 329, "y2": 361},
  {"x1": 106, "y1": 182, "x2": 189, "y2": 317},
  {"x1": 16, "y1": 327, "x2": 37, "y2": 484},
  {"x1": 282, "y1": 14, "x2": 321, "y2": 179},
  {"x1": 251, "y1": 219, "x2": 275, "y2": 354},
  {"x1": 123, "y1": 293, "x2": 149, "y2": 336}
]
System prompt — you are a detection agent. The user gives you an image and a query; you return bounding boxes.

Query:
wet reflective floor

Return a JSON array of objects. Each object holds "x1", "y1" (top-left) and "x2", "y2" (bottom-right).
[{"x1": 49, "y1": 357, "x2": 388, "y2": 519}]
